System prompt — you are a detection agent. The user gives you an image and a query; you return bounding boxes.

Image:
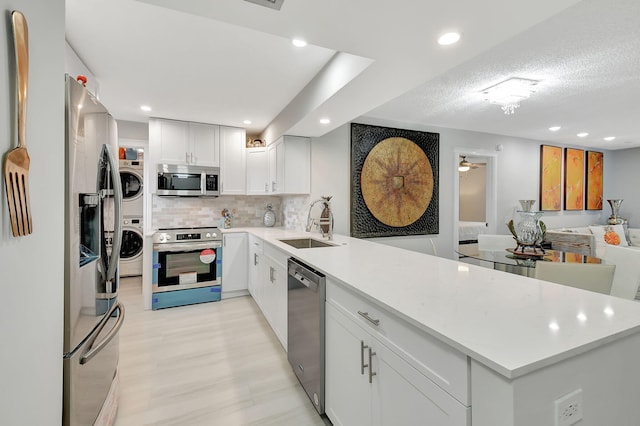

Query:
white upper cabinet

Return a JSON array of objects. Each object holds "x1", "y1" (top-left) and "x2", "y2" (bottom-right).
[
  {"x1": 219, "y1": 125, "x2": 247, "y2": 195},
  {"x1": 189, "y1": 122, "x2": 220, "y2": 167},
  {"x1": 150, "y1": 118, "x2": 219, "y2": 167},
  {"x1": 246, "y1": 147, "x2": 269, "y2": 195},
  {"x1": 267, "y1": 135, "x2": 310, "y2": 195}
]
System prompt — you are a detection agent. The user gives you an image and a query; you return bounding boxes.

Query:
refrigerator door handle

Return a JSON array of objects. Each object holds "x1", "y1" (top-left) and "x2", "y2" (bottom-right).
[
  {"x1": 80, "y1": 302, "x2": 125, "y2": 365},
  {"x1": 103, "y1": 144, "x2": 123, "y2": 283}
]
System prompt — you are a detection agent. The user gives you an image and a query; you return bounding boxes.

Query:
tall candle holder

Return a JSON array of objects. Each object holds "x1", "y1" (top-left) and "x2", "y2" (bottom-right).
[{"x1": 607, "y1": 199, "x2": 624, "y2": 225}]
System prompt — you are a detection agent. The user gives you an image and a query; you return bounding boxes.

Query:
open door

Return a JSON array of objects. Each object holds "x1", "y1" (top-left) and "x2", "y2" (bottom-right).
[{"x1": 453, "y1": 149, "x2": 498, "y2": 255}]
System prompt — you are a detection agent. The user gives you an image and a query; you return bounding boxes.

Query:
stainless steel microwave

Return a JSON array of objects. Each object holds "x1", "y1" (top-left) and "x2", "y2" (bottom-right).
[{"x1": 156, "y1": 164, "x2": 219, "y2": 197}]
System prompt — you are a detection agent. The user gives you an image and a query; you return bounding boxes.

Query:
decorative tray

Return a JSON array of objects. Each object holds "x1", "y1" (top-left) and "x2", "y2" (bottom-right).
[{"x1": 506, "y1": 248, "x2": 546, "y2": 259}]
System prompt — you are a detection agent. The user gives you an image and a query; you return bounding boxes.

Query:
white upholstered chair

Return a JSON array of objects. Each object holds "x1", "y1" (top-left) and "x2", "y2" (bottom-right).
[
  {"x1": 534, "y1": 262, "x2": 616, "y2": 295},
  {"x1": 601, "y1": 245, "x2": 640, "y2": 300},
  {"x1": 477, "y1": 234, "x2": 516, "y2": 250}
]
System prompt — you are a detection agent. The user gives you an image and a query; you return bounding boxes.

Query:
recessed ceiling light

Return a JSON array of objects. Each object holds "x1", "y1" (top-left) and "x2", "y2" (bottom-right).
[
  {"x1": 243, "y1": 120, "x2": 252, "y2": 125},
  {"x1": 577, "y1": 132, "x2": 589, "y2": 138},
  {"x1": 604, "y1": 136, "x2": 616, "y2": 141},
  {"x1": 437, "y1": 32, "x2": 461, "y2": 46},
  {"x1": 548, "y1": 126, "x2": 561, "y2": 132},
  {"x1": 319, "y1": 118, "x2": 330, "y2": 125},
  {"x1": 140, "y1": 105, "x2": 151, "y2": 112},
  {"x1": 292, "y1": 39, "x2": 307, "y2": 48}
]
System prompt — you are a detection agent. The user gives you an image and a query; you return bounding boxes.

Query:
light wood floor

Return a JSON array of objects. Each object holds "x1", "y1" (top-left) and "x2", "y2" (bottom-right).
[{"x1": 115, "y1": 277, "x2": 330, "y2": 426}]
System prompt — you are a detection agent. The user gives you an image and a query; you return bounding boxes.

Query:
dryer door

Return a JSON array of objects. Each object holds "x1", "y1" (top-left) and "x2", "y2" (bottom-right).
[{"x1": 119, "y1": 170, "x2": 143, "y2": 201}]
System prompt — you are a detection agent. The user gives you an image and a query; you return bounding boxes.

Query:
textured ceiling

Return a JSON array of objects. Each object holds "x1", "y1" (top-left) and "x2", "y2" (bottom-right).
[{"x1": 368, "y1": 0, "x2": 640, "y2": 150}]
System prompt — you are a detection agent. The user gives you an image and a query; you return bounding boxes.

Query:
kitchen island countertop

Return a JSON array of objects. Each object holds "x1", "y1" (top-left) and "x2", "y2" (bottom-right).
[{"x1": 222, "y1": 227, "x2": 640, "y2": 379}]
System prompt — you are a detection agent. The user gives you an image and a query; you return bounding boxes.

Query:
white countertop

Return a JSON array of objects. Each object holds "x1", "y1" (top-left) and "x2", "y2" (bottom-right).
[{"x1": 223, "y1": 227, "x2": 640, "y2": 379}]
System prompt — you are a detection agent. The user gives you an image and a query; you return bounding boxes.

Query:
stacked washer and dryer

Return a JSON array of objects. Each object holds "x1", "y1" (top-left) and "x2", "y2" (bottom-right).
[{"x1": 119, "y1": 158, "x2": 144, "y2": 277}]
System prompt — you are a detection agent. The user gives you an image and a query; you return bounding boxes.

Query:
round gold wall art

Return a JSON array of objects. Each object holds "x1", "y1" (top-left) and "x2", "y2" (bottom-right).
[{"x1": 360, "y1": 137, "x2": 434, "y2": 227}]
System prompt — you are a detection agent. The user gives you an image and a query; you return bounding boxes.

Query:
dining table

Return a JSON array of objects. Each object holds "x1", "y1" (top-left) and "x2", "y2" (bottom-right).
[{"x1": 456, "y1": 243, "x2": 604, "y2": 277}]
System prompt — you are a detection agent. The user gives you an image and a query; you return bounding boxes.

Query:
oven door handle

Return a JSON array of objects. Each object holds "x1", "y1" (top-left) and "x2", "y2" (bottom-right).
[{"x1": 154, "y1": 241, "x2": 222, "y2": 252}]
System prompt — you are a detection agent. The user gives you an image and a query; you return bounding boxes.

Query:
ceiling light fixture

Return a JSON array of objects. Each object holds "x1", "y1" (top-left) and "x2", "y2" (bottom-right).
[
  {"x1": 243, "y1": 120, "x2": 252, "y2": 125},
  {"x1": 437, "y1": 32, "x2": 461, "y2": 46},
  {"x1": 604, "y1": 136, "x2": 616, "y2": 141},
  {"x1": 292, "y1": 39, "x2": 307, "y2": 48},
  {"x1": 549, "y1": 126, "x2": 561, "y2": 132},
  {"x1": 481, "y1": 77, "x2": 539, "y2": 115},
  {"x1": 458, "y1": 156, "x2": 472, "y2": 172},
  {"x1": 577, "y1": 132, "x2": 589, "y2": 138},
  {"x1": 140, "y1": 105, "x2": 151, "y2": 112},
  {"x1": 319, "y1": 118, "x2": 330, "y2": 125}
]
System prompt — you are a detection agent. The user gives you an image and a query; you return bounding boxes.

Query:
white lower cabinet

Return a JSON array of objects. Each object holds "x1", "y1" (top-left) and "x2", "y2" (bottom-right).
[
  {"x1": 248, "y1": 235, "x2": 263, "y2": 302},
  {"x1": 263, "y1": 244, "x2": 288, "y2": 349},
  {"x1": 326, "y1": 284, "x2": 470, "y2": 426},
  {"x1": 247, "y1": 237, "x2": 288, "y2": 350},
  {"x1": 326, "y1": 304, "x2": 374, "y2": 426},
  {"x1": 221, "y1": 233, "x2": 248, "y2": 298}
]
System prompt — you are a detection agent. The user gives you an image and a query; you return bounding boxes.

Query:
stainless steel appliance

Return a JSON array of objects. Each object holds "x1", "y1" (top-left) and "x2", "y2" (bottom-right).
[
  {"x1": 156, "y1": 164, "x2": 219, "y2": 197},
  {"x1": 152, "y1": 227, "x2": 222, "y2": 309},
  {"x1": 63, "y1": 75, "x2": 125, "y2": 425},
  {"x1": 120, "y1": 216, "x2": 143, "y2": 277},
  {"x1": 119, "y1": 159, "x2": 143, "y2": 216},
  {"x1": 287, "y1": 257, "x2": 326, "y2": 415}
]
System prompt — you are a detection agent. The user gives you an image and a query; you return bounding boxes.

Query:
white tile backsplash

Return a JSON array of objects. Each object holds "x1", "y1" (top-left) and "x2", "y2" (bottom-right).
[
  {"x1": 281, "y1": 195, "x2": 311, "y2": 232},
  {"x1": 152, "y1": 195, "x2": 284, "y2": 229}
]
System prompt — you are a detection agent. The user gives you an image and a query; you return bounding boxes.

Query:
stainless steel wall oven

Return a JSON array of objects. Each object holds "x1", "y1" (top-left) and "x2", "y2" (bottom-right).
[{"x1": 152, "y1": 227, "x2": 222, "y2": 309}]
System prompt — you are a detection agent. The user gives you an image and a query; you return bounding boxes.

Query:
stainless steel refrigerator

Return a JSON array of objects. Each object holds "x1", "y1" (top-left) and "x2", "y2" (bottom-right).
[{"x1": 63, "y1": 75, "x2": 125, "y2": 425}]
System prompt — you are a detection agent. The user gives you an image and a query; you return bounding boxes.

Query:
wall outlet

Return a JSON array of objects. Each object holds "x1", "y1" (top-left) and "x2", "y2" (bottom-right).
[
  {"x1": 554, "y1": 389, "x2": 583, "y2": 426},
  {"x1": 255, "y1": 209, "x2": 261, "y2": 218}
]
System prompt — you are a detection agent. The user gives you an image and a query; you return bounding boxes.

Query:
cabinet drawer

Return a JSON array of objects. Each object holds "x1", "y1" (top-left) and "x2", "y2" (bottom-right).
[
  {"x1": 327, "y1": 279, "x2": 470, "y2": 406},
  {"x1": 249, "y1": 234, "x2": 263, "y2": 252}
]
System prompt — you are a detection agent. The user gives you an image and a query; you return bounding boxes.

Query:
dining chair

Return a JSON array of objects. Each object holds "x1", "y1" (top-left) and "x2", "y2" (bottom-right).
[
  {"x1": 601, "y1": 245, "x2": 640, "y2": 300},
  {"x1": 534, "y1": 262, "x2": 616, "y2": 295},
  {"x1": 477, "y1": 234, "x2": 516, "y2": 250}
]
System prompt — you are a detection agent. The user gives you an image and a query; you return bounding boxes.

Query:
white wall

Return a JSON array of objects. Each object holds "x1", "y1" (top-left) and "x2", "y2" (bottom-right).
[
  {"x1": 117, "y1": 119, "x2": 149, "y2": 141},
  {"x1": 605, "y1": 147, "x2": 640, "y2": 227},
  {"x1": 65, "y1": 41, "x2": 99, "y2": 98},
  {"x1": 310, "y1": 116, "x2": 612, "y2": 259},
  {"x1": 0, "y1": 1, "x2": 65, "y2": 424}
]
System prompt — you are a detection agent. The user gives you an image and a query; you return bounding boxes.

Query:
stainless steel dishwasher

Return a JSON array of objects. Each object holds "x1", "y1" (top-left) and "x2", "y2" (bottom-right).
[{"x1": 287, "y1": 257, "x2": 326, "y2": 415}]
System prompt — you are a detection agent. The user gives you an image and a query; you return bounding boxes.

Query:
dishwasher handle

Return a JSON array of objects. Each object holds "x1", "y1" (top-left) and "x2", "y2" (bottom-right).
[{"x1": 292, "y1": 271, "x2": 318, "y2": 291}]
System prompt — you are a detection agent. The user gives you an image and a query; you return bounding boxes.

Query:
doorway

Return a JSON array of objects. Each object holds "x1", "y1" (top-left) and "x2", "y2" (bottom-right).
[{"x1": 453, "y1": 148, "x2": 498, "y2": 253}]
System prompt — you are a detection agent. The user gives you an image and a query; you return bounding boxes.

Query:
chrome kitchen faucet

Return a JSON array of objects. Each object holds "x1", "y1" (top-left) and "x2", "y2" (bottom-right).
[{"x1": 305, "y1": 195, "x2": 334, "y2": 240}]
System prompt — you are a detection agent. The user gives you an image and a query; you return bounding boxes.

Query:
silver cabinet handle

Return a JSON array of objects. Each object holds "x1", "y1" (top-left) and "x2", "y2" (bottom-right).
[
  {"x1": 358, "y1": 311, "x2": 380, "y2": 327},
  {"x1": 360, "y1": 340, "x2": 369, "y2": 375},
  {"x1": 185, "y1": 152, "x2": 189, "y2": 164},
  {"x1": 272, "y1": 181, "x2": 276, "y2": 192},
  {"x1": 269, "y1": 266, "x2": 274, "y2": 283},
  {"x1": 254, "y1": 253, "x2": 258, "y2": 266},
  {"x1": 265, "y1": 182, "x2": 268, "y2": 192},
  {"x1": 368, "y1": 347, "x2": 377, "y2": 383}
]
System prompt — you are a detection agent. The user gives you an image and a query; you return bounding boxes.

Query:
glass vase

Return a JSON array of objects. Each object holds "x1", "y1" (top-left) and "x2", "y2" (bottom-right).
[{"x1": 515, "y1": 210, "x2": 543, "y2": 246}]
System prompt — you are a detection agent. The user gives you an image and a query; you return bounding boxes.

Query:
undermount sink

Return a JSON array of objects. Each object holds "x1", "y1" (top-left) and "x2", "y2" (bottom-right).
[{"x1": 279, "y1": 238, "x2": 337, "y2": 249}]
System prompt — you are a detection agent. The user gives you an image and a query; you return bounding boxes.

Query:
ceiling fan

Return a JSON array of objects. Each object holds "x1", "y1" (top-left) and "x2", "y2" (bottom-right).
[{"x1": 458, "y1": 156, "x2": 485, "y2": 172}]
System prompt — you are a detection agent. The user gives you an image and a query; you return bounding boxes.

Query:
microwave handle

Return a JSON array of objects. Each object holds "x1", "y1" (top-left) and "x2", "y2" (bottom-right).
[{"x1": 201, "y1": 172, "x2": 206, "y2": 195}]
